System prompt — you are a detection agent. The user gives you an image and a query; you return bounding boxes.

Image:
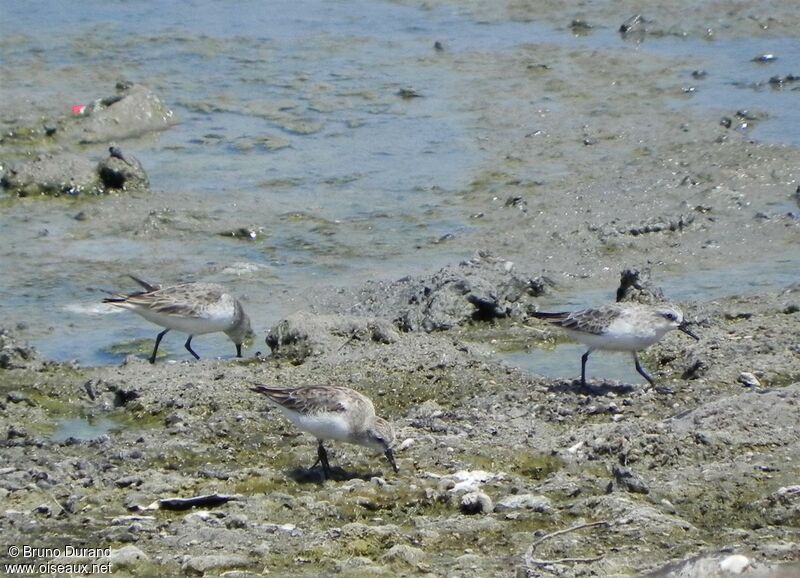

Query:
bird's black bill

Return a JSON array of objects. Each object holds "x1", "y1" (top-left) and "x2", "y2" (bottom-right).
[
  {"x1": 384, "y1": 448, "x2": 399, "y2": 473},
  {"x1": 678, "y1": 323, "x2": 700, "y2": 340}
]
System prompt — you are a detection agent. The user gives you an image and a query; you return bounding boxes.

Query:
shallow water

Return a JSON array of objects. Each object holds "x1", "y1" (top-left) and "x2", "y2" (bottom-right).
[
  {"x1": 1, "y1": 0, "x2": 797, "y2": 365},
  {"x1": 51, "y1": 416, "x2": 119, "y2": 442},
  {"x1": 502, "y1": 343, "x2": 646, "y2": 384},
  {"x1": 642, "y1": 36, "x2": 800, "y2": 146}
]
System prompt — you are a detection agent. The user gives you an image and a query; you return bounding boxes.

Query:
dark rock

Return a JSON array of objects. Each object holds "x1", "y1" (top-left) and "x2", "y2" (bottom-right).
[
  {"x1": 460, "y1": 491, "x2": 493, "y2": 515},
  {"x1": 7, "y1": 426, "x2": 28, "y2": 440},
  {"x1": 84, "y1": 380, "x2": 98, "y2": 401},
  {"x1": 735, "y1": 110, "x2": 762, "y2": 121},
  {"x1": 752, "y1": 53, "x2": 777, "y2": 63},
  {"x1": 616, "y1": 268, "x2": 665, "y2": 304},
  {"x1": 570, "y1": 19, "x2": 593, "y2": 34},
  {"x1": 612, "y1": 465, "x2": 650, "y2": 494},
  {"x1": 112, "y1": 387, "x2": 140, "y2": 407},
  {"x1": 97, "y1": 148, "x2": 149, "y2": 191},
  {"x1": 0, "y1": 329, "x2": 37, "y2": 369},
  {"x1": 619, "y1": 14, "x2": 646, "y2": 38},
  {"x1": 505, "y1": 196, "x2": 526, "y2": 209},
  {"x1": 682, "y1": 357, "x2": 708, "y2": 380},
  {"x1": 218, "y1": 227, "x2": 261, "y2": 241},
  {"x1": 768, "y1": 75, "x2": 799, "y2": 87},
  {"x1": 397, "y1": 87, "x2": 422, "y2": 99},
  {"x1": 115, "y1": 475, "x2": 143, "y2": 488},
  {"x1": 225, "y1": 514, "x2": 249, "y2": 529}
]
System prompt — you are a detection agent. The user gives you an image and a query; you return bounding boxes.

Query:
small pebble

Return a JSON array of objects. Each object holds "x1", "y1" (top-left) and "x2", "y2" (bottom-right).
[
  {"x1": 719, "y1": 554, "x2": 751, "y2": 573},
  {"x1": 460, "y1": 491, "x2": 493, "y2": 515},
  {"x1": 397, "y1": 438, "x2": 415, "y2": 451},
  {"x1": 397, "y1": 87, "x2": 422, "y2": 99},
  {"x1": 738, "y1": 372, "x2": 761, "y2": 388},
  {"x1": 751, "y1": 53, "x2": 776, "y2": 63},
  {"x1": 570, "y1": 19, "x2": 592, "y2": 33}
]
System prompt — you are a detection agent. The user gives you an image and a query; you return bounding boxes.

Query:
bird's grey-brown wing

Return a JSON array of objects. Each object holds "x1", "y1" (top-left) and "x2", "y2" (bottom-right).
[
  {"x1": 533, "y1": 305, "x2": 622, "y2": 335},
  {"x1": 123, "y1": 284, "x2": 224, "y2": 318},
  {"x1": 559, "y1": 306, "x2": 623, "y2": 335},
  {"x1": 251, "y1": 385, "x2": 358, "y2": 415}
]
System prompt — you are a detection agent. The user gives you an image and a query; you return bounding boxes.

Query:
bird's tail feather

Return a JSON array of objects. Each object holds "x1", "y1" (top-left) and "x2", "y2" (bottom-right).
[
  {"x1": 128, "y1": 274, "x2": 160, "y2": 292},
  {"x1": 251, "y1": 384, "x2": 288, "y2": 397},
  {"x1": 102, "y1": 296, "x2": 128, "y2": 304}
]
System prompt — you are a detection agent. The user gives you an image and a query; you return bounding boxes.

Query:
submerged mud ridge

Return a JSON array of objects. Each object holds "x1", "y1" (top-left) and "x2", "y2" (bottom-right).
[{"x1": 1, "y1": 284, "x2": 799, "y2": 577}]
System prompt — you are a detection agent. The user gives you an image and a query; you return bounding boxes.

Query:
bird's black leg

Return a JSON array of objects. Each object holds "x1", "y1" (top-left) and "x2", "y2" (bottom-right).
[
  {"x1": 581, "y1": 349, "x2": 593, "y2": 386},
  {"x1": 633, "y1": 352, "x2": 655, "y2": 385},
  {"x1": 150, "y1": 329, "x2": 170, "y2": 364},
  {"x1": 384, "y1": 447, "x2": 399, "y2": 473},
  {"x1": 235, "y1": 343, "x2": 243, "y2": 358},
  {"x1": 317, "y1": 440, "x2": 332, "y2": 479},
  {"x1": 184, "y1": 335, "x2": 200, "y2": 360}
]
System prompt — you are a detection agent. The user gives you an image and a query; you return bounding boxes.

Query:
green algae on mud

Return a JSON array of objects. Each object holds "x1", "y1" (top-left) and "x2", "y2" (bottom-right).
[
  {"x1": 103, "y1": 338, "x2": 164, "y2": 360},
  {"x1": 465, "y1": 451, "x2": 565, "y2": 482}
]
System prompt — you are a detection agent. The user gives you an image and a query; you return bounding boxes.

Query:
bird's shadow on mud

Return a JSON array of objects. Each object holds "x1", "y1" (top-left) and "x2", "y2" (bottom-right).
[
  {"x1": 287, "y1": 466, "x2": 383, "y2": 485},
  {"x1": 547, "y1": 379, "x2": 642, "y2": 396}
]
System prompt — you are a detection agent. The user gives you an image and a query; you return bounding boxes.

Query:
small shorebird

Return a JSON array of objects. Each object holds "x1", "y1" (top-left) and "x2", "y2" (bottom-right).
[
  {"x1": 251, "y1": 384, "x2": 398, "y2": 478},
  {"x1": 531, "y1": 303, "x2": 699, "y2": 385},
  {"x1": 103, "y1": 275, "x2": 251, "y2": 363}
]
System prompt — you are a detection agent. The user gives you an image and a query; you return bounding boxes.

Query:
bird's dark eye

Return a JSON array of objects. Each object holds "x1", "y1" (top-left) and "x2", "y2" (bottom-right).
[{"x1": 662, "y1": 311, "x2": 677, "y2": 322}]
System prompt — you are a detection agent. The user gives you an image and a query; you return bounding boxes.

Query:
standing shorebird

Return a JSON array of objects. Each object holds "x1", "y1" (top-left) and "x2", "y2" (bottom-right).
[
  {"x1": 103, "y1": 275, "x2": 252, "y2": 363},
  {"x1": 251, "y1": 384, "x2": 398, "y2": 479},
  {"x1": 531, "y1": 303, "x2": 699, "y2": 385}
]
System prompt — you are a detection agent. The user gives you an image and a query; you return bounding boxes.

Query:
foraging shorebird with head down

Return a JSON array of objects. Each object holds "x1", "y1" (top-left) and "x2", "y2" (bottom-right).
[{"x1": 251, "y1": 384, "x2": 398, "y2": 479}]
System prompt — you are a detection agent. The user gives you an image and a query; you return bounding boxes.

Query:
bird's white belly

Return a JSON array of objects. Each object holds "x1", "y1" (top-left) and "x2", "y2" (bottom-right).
[
  {"x1": 566, "y1": 328, "x2": 659, "y2": 351},
  {"x1": 289, "y1": 412, "x2": 353, "y2": 442},
  {"x1": 136, "y1": 308, "x2": 232, "y2": 335}
]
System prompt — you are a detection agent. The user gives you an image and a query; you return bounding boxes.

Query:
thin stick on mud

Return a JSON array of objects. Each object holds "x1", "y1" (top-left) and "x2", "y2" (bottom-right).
[
  {"x1": 36, "y1": 485, "x2": 70, "y2": 517},
  {"x1": 524, "y1": 520, "x2": 610, "y2": 573}
]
